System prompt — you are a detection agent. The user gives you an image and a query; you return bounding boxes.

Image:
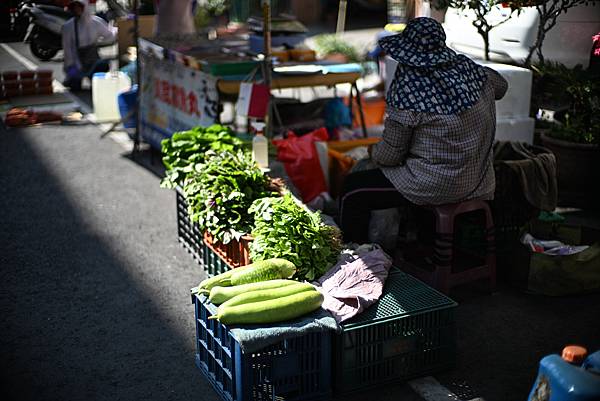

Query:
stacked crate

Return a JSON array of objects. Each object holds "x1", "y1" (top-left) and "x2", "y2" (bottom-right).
[
  {"x1": 1, "y1": 70, "x2": 53, "y2": 98},
  {"x1": 193, "y1": 294, "x2": 332, "y2": 401},
  {"x1": 332, "y1": 269, "x2": 458, "y2": 394},
  {"x1": 176, "y1": 188, "x2": 251, "y2": 275}
]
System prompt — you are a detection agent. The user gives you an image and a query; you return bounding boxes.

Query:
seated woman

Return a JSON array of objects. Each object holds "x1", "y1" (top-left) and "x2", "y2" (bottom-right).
[{"x1": 339, "y1": 17, "x2": 508, "y2": 244}]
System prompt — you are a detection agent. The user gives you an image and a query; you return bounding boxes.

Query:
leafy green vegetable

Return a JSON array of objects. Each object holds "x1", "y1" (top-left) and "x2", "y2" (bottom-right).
[
  {"x1": 184, "y1": 149, "x2": 273, "y2": 244},
  {"x1": 160, "y1": 124, "x2": 246, "y2": 189},
  {"x1": 313, "y1": 34, "x2": 362, "y2": 63},
  {"x1": 249, "y1": 194, "x2": 342, "y2": 281}
]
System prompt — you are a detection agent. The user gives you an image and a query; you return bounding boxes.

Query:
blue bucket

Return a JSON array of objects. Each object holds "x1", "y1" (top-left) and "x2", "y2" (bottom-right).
[{"x1": 118, "y1": 84, "x2": 138, "y2": 129}]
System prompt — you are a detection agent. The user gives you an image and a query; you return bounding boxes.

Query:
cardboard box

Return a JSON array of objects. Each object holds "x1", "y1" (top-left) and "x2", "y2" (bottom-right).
[{"x1": 116, "y1": 15, "x2": 156, "y2": 61}]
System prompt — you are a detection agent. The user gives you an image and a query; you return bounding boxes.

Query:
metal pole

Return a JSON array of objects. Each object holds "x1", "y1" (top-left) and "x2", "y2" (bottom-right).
[
  {"x1": 336, "y1": 0, "x2": 347, "y2": 34},
  {"x1": 261, "y1": 0, "x2": 272, "y2": 137},
  {"x1": 132, "y1": 0, "x2": 141, "y2": 155}
]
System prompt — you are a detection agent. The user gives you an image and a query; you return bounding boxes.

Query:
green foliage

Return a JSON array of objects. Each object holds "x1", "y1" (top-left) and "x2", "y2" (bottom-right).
[
  {"x1": 249, "y1": 194, "x2": 343, "y2": 281},
  {"x1": 533, "y1": 63, "x2": 600, "y2": 145},
  {"x1": 194, "y1": 7, "x2": 213, "y2": 29},
  {"x1": 207, "y1": 0, "x2": 229, "y2": 15},
  {"x1": 183, "y1": 150, "x2": 273, "y2": 244},
  {"x1": 437, "y1": 0, "x2": 520, "y2": 60},
  {"x1": 313, "y1": 34, "x2": 362, "y2": 63},
  {"x1": 194, "y1": 0, "x2": 229, "y2": 29},
  {"x1": 160, "y1": 124, "x2": 246, "y2": 189}
]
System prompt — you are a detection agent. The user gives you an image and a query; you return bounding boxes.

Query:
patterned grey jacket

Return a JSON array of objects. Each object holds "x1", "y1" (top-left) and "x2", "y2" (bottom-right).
[{"x1": 372, "y1": 67, "x2": 508, "y2": 205}]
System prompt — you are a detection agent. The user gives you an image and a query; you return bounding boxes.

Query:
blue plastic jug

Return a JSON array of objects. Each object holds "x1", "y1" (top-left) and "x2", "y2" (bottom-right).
[{"x1": 528, "y1": 346, "x2": 600, "y2": 401}]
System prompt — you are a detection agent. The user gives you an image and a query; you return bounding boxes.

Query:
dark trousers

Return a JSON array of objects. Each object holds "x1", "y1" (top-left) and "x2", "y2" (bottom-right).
[
  {"x1": 64, "y1": 60, "x2": 110, "y2": 90},
  {"x1": 339, "y1": 168, "x2": 409, "y2": 244}
]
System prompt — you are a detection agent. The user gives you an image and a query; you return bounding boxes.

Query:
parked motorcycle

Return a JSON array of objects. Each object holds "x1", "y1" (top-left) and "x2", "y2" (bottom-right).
[{"x1": 21, "y1": 1, "x2": 72, "y2": 61}]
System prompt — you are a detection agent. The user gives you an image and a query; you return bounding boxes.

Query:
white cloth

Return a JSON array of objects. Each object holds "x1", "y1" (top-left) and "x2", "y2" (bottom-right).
[
  {"x1": 61, "y1": 0, "x2": 116, "y2": 71},
  {"x1": 313, "y1": 245, "x2": 393, "y2": 323}
]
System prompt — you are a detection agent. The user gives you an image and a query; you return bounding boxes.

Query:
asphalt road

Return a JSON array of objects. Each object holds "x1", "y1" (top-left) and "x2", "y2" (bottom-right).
[
  {"x1": 0, "y1": 43, "x2": 218, "y2": 401},
  {"x1": 0, "y1": 42, "x2": 424, "y2": 401},
  {"x1": 0, "y1": 115, "x2": 217, "y2": 400},
  {"x1": 2, "y1": 41, "x2": 600, "y2": 401}
]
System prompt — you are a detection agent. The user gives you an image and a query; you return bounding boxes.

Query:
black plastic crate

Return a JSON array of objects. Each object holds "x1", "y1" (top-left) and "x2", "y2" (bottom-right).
[
  {"x1": 333, "y1": 270, "x2": 457, "y2": 395},
  {"x1": 176, "y1": 188, "x2": 231, "y2": 276},
  {"x1": 194, "y1": 294, "x2": 332, "y2": 401}
]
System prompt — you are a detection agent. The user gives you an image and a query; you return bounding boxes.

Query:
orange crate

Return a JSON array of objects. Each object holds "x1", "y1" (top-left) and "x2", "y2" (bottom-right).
[
  {"x1": 347, "y1": 96, "x2": 386, "y2": 128},
  {"x1": 328, "y1": 138, "x2": 381, "y2": 197},
  {"x1": 203, "y1": 232, "x2": 252, "y2": 269}
]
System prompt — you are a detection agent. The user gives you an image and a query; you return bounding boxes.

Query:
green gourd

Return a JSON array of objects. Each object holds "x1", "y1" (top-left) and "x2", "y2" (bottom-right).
[
  {"x1": 209, "y1": 291, "x2": 324, "y2": 325},
  {"x1": 217, "y1": 282, "x2": 315, "y2": 312},
  {"x1": 208, "y1": 279, "x2": 298, "y2": 305},
  {"x1": 194, "y1": 258, "x2": 294, "y2": 294},
  {"x1": 194, "y1": 264, "x2": 252, "y2": 294},
  {"x1": 227, "y1": 258, "x2": 296, "y2": 286}
]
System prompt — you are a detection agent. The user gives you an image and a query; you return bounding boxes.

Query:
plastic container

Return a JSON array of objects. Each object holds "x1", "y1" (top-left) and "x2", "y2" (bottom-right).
[
  {"x1": 36, "y1": 85, "x2": 53, "y2": 95},
  {"x1": 4, "y1": 88, "x2": 19, "y2": 98},
  {"x1": 203, "y1": 232, "x2": 252, "y2": 269},
  {"x1": 117, "y1": 84, "x2": 138, "y2": 129},
  {"x1": 200, "y1": 58, "x2": 260, "y2": 77},
  {"x1": 528, "y1": 346, "x2": 600, "y2": 401},
  {"x1": 333, "y1": 269, "x2": 457, "y2": 395},
  {"x1": 176, "y1": 188, "x2": 250, "y2": 275},
  {"x1": 3, "y1": 80, "x2": 19, "y2": 91},
  {"x1": 20, "y1": 79, "x2": 36, "y2": 90},
  {"x1": 92, "y1": 71, "x2": 131, "y2": 122},
  {"x1": 193, "y1": 293, "x2": 332, "y2": 401},
  {"x1": 176, "y1": 187, "x2": 206, "y2": 267},
  {"x1": 272, "y1": 50, "x2": 290, "y2": 62},
  {"x1": 251, "y1": 122, "x2": 268, "y2": 169},
  {"x1": 2, "y1": 71, "x2": 18, "y2": 81},
  {"x1": 37, "y1": 78, "x2": 53, "y2": 87},
  {"x1": 21, "y1": 87, "x2": 36, "y2": 96},
  {"x1": 289, "y1": 49, "x2": 317, "y2": 62},
  {"x1": 35, "y1": 70, "x2": 53, "y2": 80},
  {"x1": 19, "y1": 71, "x2": 35, "y2": 80}
]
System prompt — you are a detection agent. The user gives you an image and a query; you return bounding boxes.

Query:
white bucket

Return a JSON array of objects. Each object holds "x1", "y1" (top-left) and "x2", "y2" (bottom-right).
[{"x1": 92, "y1": 71, "x2": 131, "y2": 122}]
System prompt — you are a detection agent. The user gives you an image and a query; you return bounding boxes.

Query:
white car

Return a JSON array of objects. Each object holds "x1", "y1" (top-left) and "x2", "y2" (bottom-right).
[{"x1": 443, "y1": 3, "x2": 600, "y2": 67}]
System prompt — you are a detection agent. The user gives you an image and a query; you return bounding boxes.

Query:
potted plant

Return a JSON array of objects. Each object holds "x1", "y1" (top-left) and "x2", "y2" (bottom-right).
[
  {"x1": 537, "y1": 63, "x2": 600, "y2": 209},
  {"x1": 312, "y1": 34, "x2": 362, "y2": 63}
]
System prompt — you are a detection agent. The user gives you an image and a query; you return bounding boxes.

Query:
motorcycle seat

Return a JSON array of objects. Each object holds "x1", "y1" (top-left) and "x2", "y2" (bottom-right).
[{"x1": 37, "y1": 5, "x2": 73, "y2": 19}]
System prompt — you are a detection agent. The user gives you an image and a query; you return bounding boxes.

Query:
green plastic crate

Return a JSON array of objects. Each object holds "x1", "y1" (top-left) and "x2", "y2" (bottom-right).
[
  {"x1": 333, "y1": 270, "x2": 457, "y2": 395},
  {"x1": 176, "y1": 188, "x2": 231, "y2": 276},
  {"x1": 200, "y1": 59, "x2": 260, "y2": 77}
]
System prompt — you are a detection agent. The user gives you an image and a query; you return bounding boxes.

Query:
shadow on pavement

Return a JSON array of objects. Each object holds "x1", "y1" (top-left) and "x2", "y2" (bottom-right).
[
  {"x1": 122, "y1": 146, "x2": 166, "y2": 180},
  {"x1": 0, "y1": 126, "x2": 214, "y2": 401},
  {"x1": 437, "y1": 283, "x2": 600, "y2": 401}
]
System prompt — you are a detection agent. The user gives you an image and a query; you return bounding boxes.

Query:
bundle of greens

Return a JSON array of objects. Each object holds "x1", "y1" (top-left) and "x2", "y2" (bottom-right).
[
  {"x1": 312, "y1": 34, "x2": 362, "y2": 63},
  {"x1": 249, "y1": 194, "x2": 343, "y2": 281},
  {"x1": 160, "y1": 124, "x2": 246, "y2": 189},
  {"x1": 184, "y1": 149, "x2": 273, "y2": 244}
]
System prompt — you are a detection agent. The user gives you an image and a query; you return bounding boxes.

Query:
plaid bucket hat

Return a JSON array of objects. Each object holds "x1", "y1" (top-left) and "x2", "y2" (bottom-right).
[{"x1": 379, "y1": 17, "x2": 488, "y2": 115}]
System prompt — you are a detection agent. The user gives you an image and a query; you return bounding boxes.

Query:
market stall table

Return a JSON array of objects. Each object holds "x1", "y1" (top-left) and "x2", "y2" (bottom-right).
[
  {"x1": 217, "y1": 71, "x2": 361, "y2": 95},
  {"x1": 218, "y1": 67, "x2": 367, "y2": 137},
  {"x1": 138, "y1": 37, "x2": 368, "y2": 149}
]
